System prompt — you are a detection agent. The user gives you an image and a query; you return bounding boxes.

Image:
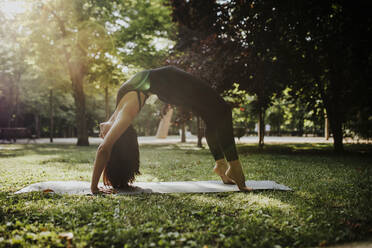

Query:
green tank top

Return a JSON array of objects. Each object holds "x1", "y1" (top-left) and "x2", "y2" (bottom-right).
[{"x1": 116, "y1": 70, "x2": 151, "y2": 107}]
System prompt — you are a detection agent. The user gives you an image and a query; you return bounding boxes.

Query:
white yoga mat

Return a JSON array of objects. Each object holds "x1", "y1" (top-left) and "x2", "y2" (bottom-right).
[{"x1": 15, "y1": 180, "x2": 292, "y2": 195}]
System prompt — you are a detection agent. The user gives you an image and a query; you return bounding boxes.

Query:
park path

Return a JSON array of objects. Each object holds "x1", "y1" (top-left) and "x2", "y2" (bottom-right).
[
  {"x1": 324, "y1": 240, "x2": 372, "y2": 248},
  {"x1": 1, "y1": 135, "x2": 337, "y2": 145}
]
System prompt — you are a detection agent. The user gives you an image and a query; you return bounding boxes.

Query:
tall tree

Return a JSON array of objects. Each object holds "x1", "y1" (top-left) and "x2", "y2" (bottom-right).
[
  {"x1": 170, "y1": 0, "x2": 290, "y2": 148},
  {"x1": 25, "y1": 0, "x2": 113, "y2": 145},
  {"x1": 23, "y1": 0, "x2": 174, "y2": 145},
  {"x1": 0, "y1": 11, "x2": 28, "y2": 128},
  {"x1": 114, "y1": 0, "x2": 175, "y2": 69},
  {"x1": 170, "y1": 0, "x2": 372, "y2": 152},
  {"x1": 285, "y1": 1, "x2": 372, "y2": 152}
]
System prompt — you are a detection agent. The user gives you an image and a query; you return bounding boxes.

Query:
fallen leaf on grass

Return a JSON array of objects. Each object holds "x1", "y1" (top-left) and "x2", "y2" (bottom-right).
[
  {"x1": 59, "y1": 232, "x2": 73, "y2": 248},
  {"x1": 43, "y1": 189, "x2": 54, "y2": 193},
  {"x1": 319, "y1": 240, "x2": 327, "y2": 246},
  {"x1": 59, "y1": 232, "x2": 73, "y2": 240}
]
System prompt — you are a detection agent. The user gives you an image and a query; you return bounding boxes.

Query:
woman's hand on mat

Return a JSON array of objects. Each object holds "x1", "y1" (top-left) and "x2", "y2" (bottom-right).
[{"x1": 91, "y1": 186, "x2": 116, "y2": 195}]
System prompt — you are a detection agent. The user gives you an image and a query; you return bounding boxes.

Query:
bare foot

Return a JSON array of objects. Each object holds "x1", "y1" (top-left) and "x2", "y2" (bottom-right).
[
  {"x1": 213, "y1": 160, "x2": 234, "y2": 184},
  {"x1": 226, "y1": 161, "x2": 253, "y2": 192}
]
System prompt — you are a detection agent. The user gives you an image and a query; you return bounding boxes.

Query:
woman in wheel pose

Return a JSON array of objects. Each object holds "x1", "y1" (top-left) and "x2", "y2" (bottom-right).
[{"x1": 91, "y1": 66, "x2": 252, "y2": 194}]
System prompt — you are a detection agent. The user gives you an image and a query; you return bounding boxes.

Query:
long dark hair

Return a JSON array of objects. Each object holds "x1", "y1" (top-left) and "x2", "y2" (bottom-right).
[{"x1": 103, "y1": 125, "x2": 140, "y2": 189}]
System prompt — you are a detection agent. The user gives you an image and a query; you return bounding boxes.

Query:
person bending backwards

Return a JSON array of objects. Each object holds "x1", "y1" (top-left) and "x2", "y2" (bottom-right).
[{"x1": 91, "y1": 66, "x2": 252, "y2": 194}]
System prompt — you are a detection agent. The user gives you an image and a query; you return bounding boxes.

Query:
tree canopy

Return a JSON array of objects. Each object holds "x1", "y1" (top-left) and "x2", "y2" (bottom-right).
[
  {"x1": 169, "y1": 0, "x2": 372, "y2": 151},
  {"x1": 0, "y1": 0, "x2": 174, "y2": 145},
  {"x1": 0, "y1": 0, "x2": 370, "y2": 151}
]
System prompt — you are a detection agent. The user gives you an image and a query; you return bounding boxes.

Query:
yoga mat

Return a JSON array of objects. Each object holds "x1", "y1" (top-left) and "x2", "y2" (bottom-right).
[{"x1": 15, "y1": 180, "x2": 292, "y2": 195}]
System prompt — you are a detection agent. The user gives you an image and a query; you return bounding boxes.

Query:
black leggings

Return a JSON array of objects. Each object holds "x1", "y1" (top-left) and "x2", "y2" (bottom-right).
[
  {"x1": 149, "y1": 66, "x2": 238, "y2": 162},
  {"x1": 202, "y1": 103, "x2": 239, "y2": 162}
]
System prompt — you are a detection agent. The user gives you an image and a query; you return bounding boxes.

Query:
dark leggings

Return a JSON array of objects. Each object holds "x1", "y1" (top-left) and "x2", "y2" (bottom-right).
[
  {"x1": 149, "y1": 66, "x2": 238, "y2": 162},
  {"x1": 202, "y1": 102, "x2": 238, "y2": 161}
]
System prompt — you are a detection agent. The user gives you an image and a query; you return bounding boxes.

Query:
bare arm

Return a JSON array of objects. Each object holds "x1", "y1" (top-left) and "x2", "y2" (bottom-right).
[
  {"x1": 99, "y1": 109, "x2": 118, "y2": 139},
  {"x1": 91, "y1": 92, "x2": 142, "y2": 193},
  {"x1": 99, "y1": 92, "x2": 147, "y2": 139}
]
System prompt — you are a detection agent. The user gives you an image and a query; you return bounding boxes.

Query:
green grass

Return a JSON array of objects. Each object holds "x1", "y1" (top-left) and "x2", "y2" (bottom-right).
[{"x1": 0, "y1": 142, "x2": 371, "y2": 247}]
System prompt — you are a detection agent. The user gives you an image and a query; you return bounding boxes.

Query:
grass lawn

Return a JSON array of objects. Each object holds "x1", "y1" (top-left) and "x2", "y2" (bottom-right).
[{"x1": 0, "y1": 142, "x2": 371, "y2": 247}]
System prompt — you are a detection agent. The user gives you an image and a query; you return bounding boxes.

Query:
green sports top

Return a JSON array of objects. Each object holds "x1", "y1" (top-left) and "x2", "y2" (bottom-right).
[{"x1": 116, "y1": 70, "x2": 151, "y2": 107}]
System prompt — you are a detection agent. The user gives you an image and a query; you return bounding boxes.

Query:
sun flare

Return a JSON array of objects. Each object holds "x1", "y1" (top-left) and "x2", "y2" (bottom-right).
[{"x1": 0, "y1": 0, "x2": 28, "y2": 17}]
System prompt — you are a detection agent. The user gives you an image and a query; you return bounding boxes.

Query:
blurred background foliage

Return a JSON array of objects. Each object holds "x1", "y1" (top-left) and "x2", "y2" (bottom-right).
[{"x1": 0, "y1": 0, "x2": 371, "y2": 151}]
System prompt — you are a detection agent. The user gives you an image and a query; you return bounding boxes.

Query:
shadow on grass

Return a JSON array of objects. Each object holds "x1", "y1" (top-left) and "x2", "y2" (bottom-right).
[
  {"x1": 140, "y1": 143, "x2": 211, "y2": 155},
  {"x1": 2, "y1": 142, "x2": 372, "y2": 247},
  {"x1": 0, "y1": 143, "x2": 97, "y2": 158},
  {"x1": 2, "y1": 141, "x2": 371, "y2": 158},
  {"x1": 5, "y1": 185, "x2": 371, "y2": 247},
  {"x1": 3, "y1": 190, "x2": 302, "y2": 247},
  {"x1": 237, "y1": 143, "x2": 372, "y2": 157}
]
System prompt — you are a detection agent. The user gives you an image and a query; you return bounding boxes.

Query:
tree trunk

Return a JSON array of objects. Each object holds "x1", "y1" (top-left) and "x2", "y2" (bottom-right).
[
  {"x1": 297, "y1": 112, "x2": 304, "y2": 136},
  {"x1": 325, "y1": 104, "x2": 344, "y2": 152},
  {"x1": 74, "y1": 79, "x2": 89, "y2": 146},
  {"x1": 69, "y1": 63, "x2": 89, "y2": 146},
  {"x1": 105, "y1": 86, "x2": 110, "y2": 121},
  {"x1": 8, "y1": 78, "x2": 14, "y2": 127},
  {"x1": 14, "y1": 79, "x2": 19, "y2": 127},
  {"x1": 256, "y1": 65, "x2": 265, "y2": 149},
  {"x1": 69, "y1": 126, "x2": 73, "y2": 138},
  {"x1": 54, "y1": 15, "x2": 89, "y2": 146},
  {"x1": 320, "y1": 69, "x2": 345, "y2": 152},
  {"x1": 328, "y1": 111, "x2": 344, "y2": 152},
  {"x1": 49, "y1": 89, "x2": 54, "y2": 143},
  {"x1": 7, "y1": 89, "x2": 12, "y2": 127},
  {"x1": 34, "y1": 114, "x2": 40, "y2": 138},
  {"x1": 322, "y1": 78, "x2": 344, "y2": 152},
  {"x1": 332, "y1": 119, "x2": 343, "y2": 152},
  {"x1": 258, "y1": 107, "x2": 265, "y2": 149},
  {"x1": 181, "y1": 123, "x2": 186, "y2": 143},
  {"x1": 325, "y1": 114, "x2": 330, "y2": 140},
  {"x1": 197, "y1": 116, "x2": 203, "y2": 148}
]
